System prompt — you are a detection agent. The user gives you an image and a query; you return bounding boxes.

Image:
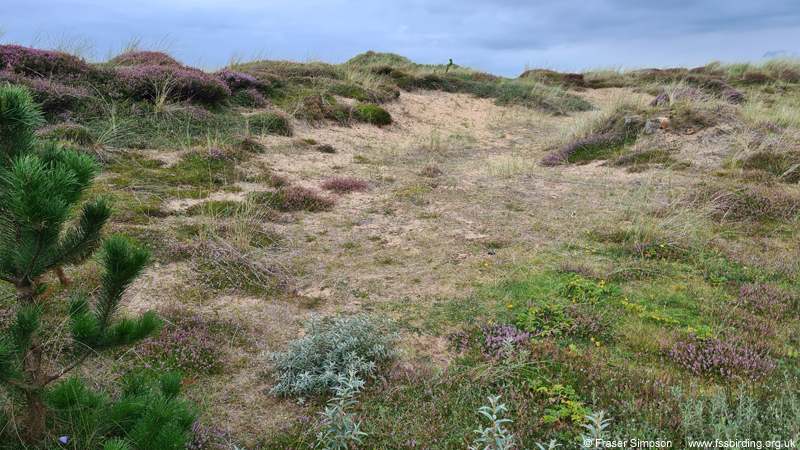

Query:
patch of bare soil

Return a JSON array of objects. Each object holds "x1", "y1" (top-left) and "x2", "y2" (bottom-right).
[{"x1": 138, "y1": 148, "x2": 183, "y2": 167}]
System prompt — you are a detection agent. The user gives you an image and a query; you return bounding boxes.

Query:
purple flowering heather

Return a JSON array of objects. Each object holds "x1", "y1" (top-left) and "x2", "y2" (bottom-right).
[
  {"x1": 661, "y1": 332, "x2": 776, "y2": 381},
  {"x1": 556, "y1": 263, "x2": 597, "y2": 278},
  {"x1": 650, "y1": 87, "x2": 700, "y2": 106},
  {"x1": 319, "y1": 177, "x2": 370, "y2": 194},
  {"x1": 563, "y1": 307, "x2": 614, "y2": 341},
  {"x1": 723, "y1": 307, "x2": 776, "y2": 339},
  {"x1": 451, "y1": 321, "x2": 533, "y2": 360},
  {"x1": 251, "y1": 186, "x2": 335, "y2": 212},
  {"x1": 540, "y1": 132, "x2": 624, "y2": 166},
  {"x1": 112, "y1": 65, "x2": 231, "y2": 103},
  {"x1": 111, "y1": 51, "x2": 183, "y2": 67},
  {"x1": 0, "y1": 44, "x2": 96, "y2": 78},
  {"x1": 128, "y1": 307, "x2": 241, "y2": 377},
  {"x1": 213, "y1": 70, "x2": 261, "y2": 90},
  {"x1": 737, "y1": 282, "x2": 799, "y2": 320},
  {"x1": 721, "y1": 88, "x2": 746, "y2": 104},
  {"x1": 715, "y1": 240, "x2": 800, "y2": 279},
  {"x1": 692, "y1": 184, "x2": 800, "y2": 222},
  {"x1": 757, "y1": 121, "x2": 783, "y2": 133},
  {"x1": 16, "y1": 76, "x2": 95, "y2": 115},
  {"x1": 0, "y1": 307, "x2": 13, "y2": 331},
  {"x1": 701, "y1": 78, "x2": 732, "y2": 93},
  {"x1": 185, "y1": 422, "x2": 230, "y2": 450}
]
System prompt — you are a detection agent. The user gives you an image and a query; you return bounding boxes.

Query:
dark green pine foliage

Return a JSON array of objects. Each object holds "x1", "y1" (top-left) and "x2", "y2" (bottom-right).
[
  {"x1": 46, "y1": 372, "x2": 197, "y2": 450},
  {"x1": 0, "y1": 83, "x2": 161, "y2": 445}
]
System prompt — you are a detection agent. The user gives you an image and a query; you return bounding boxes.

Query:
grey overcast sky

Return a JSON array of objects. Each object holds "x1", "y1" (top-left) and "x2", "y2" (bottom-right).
[{"x1": 3, "y1": 0, "x2": 799, "y2": 77}]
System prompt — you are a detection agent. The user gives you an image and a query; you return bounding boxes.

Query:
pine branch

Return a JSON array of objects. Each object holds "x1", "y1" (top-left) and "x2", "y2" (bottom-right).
[
  {"x1": 95, "y1": 238, "x2": 149, "y2": 332},
  {"x1": 42, "y1": 350, "x2": 91, "y2": 386},
  {"x1": 44, "y1": 199, "x2": 111, "y2": 270},
  {"x1": 21, "y1": 233, "x2": 45, "y2": 281}
]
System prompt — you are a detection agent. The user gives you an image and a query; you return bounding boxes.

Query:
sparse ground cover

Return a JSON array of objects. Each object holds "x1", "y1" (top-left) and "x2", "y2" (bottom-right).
[{"x1": 1, "y1": 45, "x2": 800, "y2": 449}]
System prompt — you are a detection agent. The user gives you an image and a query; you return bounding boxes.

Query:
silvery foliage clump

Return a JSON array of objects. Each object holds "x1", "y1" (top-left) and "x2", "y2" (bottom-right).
[
  {"x1": 469, "y1": 396, "x2": 516, "y2": 450},
  {"x1": 316, "y1": 370, "x2": 368, "y2": 450},
  {"x1": 578, "y1": 411, "x2": 613, "y2": 450},
  {"x1": 265, "y1": 314, "x2": 400, "y2": 397},
  {"x1": 535, "y1": 440, "x2": 561, "y2": 450}
]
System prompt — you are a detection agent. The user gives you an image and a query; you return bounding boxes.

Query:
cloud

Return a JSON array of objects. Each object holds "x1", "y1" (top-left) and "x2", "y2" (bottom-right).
[
  {"x1": 763, "y1": 50, "x2": 787, "y2": 58},
  {"x1": 2, "y1": 0, "x2": 799, "y2": 76}
]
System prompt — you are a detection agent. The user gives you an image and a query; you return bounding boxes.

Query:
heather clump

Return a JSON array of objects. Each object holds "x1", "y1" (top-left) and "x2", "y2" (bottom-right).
[
  {"x1": 721, "y1": 88, "x2": 746, "y2": 103},
  {"x1": 722, "y1": 306, "x2": 776, "y2": 339},
  {"x1": 121, "y1": 307, "x2": 242, "y2": 377},
  {"x1": 35, "y1": 121, "x2": 95, "y2": 145},
  {"x1": 739, "y1": 72, "x2": 771, "y2": 85},
  {"x1": 700, "y1": 78, "x2": 732, "y2": 93},
  {"x1": 239, "y1": 59, "x2": 340, "y2": 80},
  {"x1": 450, "y1": 321, "x2": 533, "y2": 360},
  {"x1": 234, "y1": 133, "x2": 265, "y2": 152},
  {"x1": 186, "y1": 422, "x2": 231, "y2": 450},
  {"x1": 266, "y1": 314, "x2": 400, "y2": 397},
  {"x1": 540, "y1": 132, "x2": 625, "y2": 166},
  {"x1": 316, "y1": 143, "x2": 337, "y2": 153},
  {"x1": 713, "y1": 239, "x2": 800, "y2": 280},
  {"x1": 756, "y1": 121, "x2": 783, "y2": 133},
  {"x1": 660, "y1": 332, "x2": 776, "y2": 381},
  {"x1": 248, "y1": 110, "x2": 293, "y2": 136},
  {"x1": 541, "y1": 111, "x2": 641, "y2": 166},
  {"x1": 112, "y1": 65, "x2": 231, "y2": 104},
  {"x1": 231, "y1": 87, "x2": 269, "y2": 108},
  {"x1": 650, "y1": 87, "x2": 700, "y2": 106},
  {"x1": 320, "y1": 177, "x2": 370, "y2": 194},
  {"x1": 213, "y1": 69, "x2": 262, "y2": 90},
  {"x1": 0, "y1": 44, "x2": 99, "y2": 79},
  {"x1": 777, "y1": 68, "x2": 800, "y2": 83},
  {"x1": 251, "y1": 186, "x2": 335, "y2": 212},
  {"x1": 518, "y1": 68, "x2": 587, "y2": 87},
  {"x1": 690, "y1": 184, "x2": 800, "y2": 222},
  {"x1": 472, "y1": 71, "x2": 499, "y2": 82},
  {"x1": 562, "y1": 307, "x2": 615, "y2": 342},
  {"x1": 736, "y1": 282, "x2": 799, "y2": 320},
  {"x1": 1, "y1": 75, "x2": 98, "y2": 117},
  {"x1": 110, "y1": 50, "x2": 183, "y2": 67}
]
